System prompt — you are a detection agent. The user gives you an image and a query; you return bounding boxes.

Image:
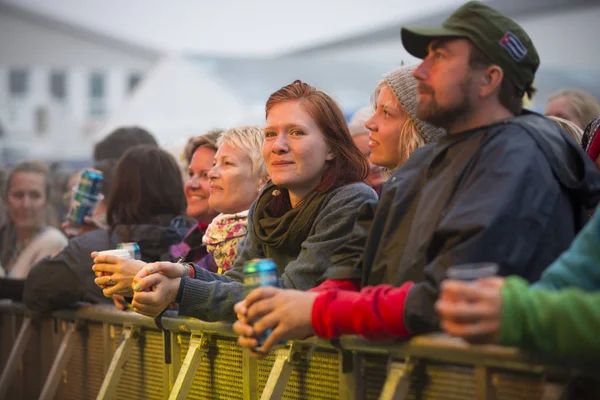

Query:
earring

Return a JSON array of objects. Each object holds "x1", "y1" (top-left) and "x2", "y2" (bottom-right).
[{"x1": 272, "y1": 189, "x2": 281, "y2": 197}]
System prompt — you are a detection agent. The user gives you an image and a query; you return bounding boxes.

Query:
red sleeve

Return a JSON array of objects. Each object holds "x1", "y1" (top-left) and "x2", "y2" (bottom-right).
[
  {"x1": 311, "y1": 282, "x2": 414, "y2": 340},
  {"x1": 308, "y1": 279, "x2": 360, "y2": 293}
]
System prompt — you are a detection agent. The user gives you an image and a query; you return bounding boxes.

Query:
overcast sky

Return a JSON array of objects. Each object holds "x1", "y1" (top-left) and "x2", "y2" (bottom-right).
[{"x1": 2, "y1": 0, "x2": 467, "y2": 56}]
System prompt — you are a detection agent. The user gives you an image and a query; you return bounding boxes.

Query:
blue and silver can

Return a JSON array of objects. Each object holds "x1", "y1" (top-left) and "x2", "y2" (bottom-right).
[
  {"x1": 243, "y1": 258, "x2": 279, "y2": 349},
  {"x1": 117, "y1": 242, "x2": 141, "y2": 260},
  {"x1": 67, "y1": 168, "x2": 104, "y2": 225},
  {"x1": 76, "y1": 168, "x2": 103, "y2": 198}
]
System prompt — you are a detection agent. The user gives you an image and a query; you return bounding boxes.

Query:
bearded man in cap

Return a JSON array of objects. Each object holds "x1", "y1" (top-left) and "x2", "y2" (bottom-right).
[{"x1": 234, "y1": 1, "x2": 600, "y2": 354}]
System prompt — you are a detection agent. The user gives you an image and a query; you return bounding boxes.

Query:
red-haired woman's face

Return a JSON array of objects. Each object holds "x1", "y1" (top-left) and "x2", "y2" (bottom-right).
[{"x1": 264, "y1": 101, "x2": 334, "y2": 206}]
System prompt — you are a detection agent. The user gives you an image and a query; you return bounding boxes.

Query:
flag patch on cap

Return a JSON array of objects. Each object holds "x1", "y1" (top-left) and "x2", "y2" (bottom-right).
[{"x1": 499, "y1": 32, "x2": 527, "y2": 61}]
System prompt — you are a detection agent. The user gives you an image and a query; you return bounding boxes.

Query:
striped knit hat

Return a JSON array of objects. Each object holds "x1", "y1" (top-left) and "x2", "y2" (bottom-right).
[
  {"x1": 383, "y1": 65, "x2": 446, "y2": 144},
  {"x1": 581, "y1": 116, "x2": 600, "y2": 161}
]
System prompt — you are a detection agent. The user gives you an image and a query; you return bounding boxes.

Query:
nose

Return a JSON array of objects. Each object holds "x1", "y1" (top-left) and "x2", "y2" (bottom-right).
[
  {"x1": 21, "y1": 195, "x2": 32, "y2": 209},
  {"x1": 413, "y1": 59, "x2": 429, "y2": 81},
  {"x1": 365, "y1": 114, "x2": 377, "y2": 132},
  {"x1": 187, "y1": 174, "x2": 201, "y2": 188},
  {"x1": 207, "y1": 165, "x2": 219, "y2": 180},
  {"x1": 271, "y1": 133, "x2": 289, "y2": 154}
]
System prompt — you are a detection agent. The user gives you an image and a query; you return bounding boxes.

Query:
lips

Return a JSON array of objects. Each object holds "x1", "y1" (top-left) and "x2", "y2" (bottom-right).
[
  {"x1": 368, "y1": 136, "x2": 379, "y2": 148},
  {"x1": 187, "y1": 194, "x2": 207, "y2": 202},
  {"x1": 209, "y1": 185, "x2": 223, "y2": 192},
  {"x1": 271, "y1": 160, "x2": 294, "y2": 167}
]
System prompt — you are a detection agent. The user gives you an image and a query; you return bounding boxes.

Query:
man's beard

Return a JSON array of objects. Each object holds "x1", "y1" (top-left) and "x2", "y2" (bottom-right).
[{"x1": 416, "y1": 79, "x2": 473, "y2": 131}]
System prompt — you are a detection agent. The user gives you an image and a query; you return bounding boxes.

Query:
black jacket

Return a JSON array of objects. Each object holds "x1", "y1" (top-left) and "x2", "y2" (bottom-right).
[
  {"x1": 325, "y1": 112, "x2": 600, "y2": 335},
  {"x1": 24, "y1": 219, "x2": 183, "y2": 313}
]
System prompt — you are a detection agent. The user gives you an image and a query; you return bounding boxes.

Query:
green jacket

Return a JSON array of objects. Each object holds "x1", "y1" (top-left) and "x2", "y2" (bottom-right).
[{"x1": 500, "y1": 276, "x2": 600, "y2": 359}]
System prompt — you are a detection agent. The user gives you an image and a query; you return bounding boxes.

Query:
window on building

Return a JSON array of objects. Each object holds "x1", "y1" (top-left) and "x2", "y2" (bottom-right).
[
  {"x1": 89, "y1": 72, "x2": 106, "y2": 118},
  {"x1": 49, "y1": 71, "x2": 67, "y2": 101},
  {"x1": 34, "y1": 106, "x2": 49, "y2": 135},
  {"x1": 9, "y1": 69, "x2": 29, "y2": 97},
  {"x1": 128, "y1": 73, "x2": 142, "y2": 93},
  {"x1": 89, "y1": 72, "x2": 105, "y2": 98}
]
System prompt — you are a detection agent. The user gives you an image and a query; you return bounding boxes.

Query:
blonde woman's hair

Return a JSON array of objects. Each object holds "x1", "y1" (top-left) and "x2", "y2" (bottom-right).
[
  {"x1": 548, "y1": 116, "x2": 584, "y2": 144},
  {"x1": 217, "y1": 126, "x2": 268, "y2": 180},
  {"x1": 549, "y1": 89, "x2": 600, "y2": 129},
  {"x1": 184, "y1": 129, "x2": 223, "y2": 165},
  {"x1": 371, "y1": 81, "x2": 424, "y2": 170}
]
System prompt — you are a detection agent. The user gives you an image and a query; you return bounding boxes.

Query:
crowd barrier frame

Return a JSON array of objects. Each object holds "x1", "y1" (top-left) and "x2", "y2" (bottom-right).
[{"x1": 0, "y1": 300, "x2": 598, "y2": 400}]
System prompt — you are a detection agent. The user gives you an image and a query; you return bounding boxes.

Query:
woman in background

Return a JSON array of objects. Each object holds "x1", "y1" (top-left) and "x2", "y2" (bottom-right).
[
  {"x1": 24, "y1": 146, "x2": 186, "y2": 313},
  {"x1": 170, "y1": 131, "x2": 222, "y2": 266},
  {"x1": 0, "y1": 161, "x2": 67, "y2": 279}
]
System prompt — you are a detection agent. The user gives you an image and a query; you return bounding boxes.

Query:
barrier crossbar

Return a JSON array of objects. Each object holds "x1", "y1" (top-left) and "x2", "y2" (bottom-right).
[{"x1": 0, "y1": 301, "x2": 597, "y2": 400}]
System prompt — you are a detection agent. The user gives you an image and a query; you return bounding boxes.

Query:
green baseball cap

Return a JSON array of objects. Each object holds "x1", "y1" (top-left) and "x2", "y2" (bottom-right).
[{"x1": 401, "y1": 1, "x2": 539, "y2": 96}]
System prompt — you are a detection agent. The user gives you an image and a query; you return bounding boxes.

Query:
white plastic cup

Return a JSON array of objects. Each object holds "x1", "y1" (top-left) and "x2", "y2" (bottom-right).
[
  {"x1": 446, "y1": 263, "x2": 499, "y2": 281},
  {"x1": 95, "y1": 249, "x2": 132, "y2": 259}
]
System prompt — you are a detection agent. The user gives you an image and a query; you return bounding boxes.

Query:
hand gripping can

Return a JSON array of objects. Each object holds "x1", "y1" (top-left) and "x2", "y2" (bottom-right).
[
  {"x1": 116, "y1": 242, "x2": 141, "y2": 260},
  {"x1": 67, "y1": 168, "x2": 103, "y2": 225},
  {"x1": 243, "y1": 259, "x2": 279, "y2": 350}
]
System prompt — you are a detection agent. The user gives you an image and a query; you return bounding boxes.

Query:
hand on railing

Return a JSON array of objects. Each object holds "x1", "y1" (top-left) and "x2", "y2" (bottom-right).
[
  {"x1": 130, "y1": 263, "x2": 182, "y2": 317},
  {"x1": 91, "y1": 252, "x2": 146, "y2": 297},
  {"x1": 435, "y1": 277, "x2": 504, "y2": 344},
  {"x1": 233, "y1": 287, "x2": 317, "y2": 358}
]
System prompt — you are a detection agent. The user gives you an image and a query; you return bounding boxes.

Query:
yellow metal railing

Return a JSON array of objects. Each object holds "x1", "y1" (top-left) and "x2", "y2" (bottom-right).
[{"x1": 0, "y1": 301, "x2": 596, "y2": 400}]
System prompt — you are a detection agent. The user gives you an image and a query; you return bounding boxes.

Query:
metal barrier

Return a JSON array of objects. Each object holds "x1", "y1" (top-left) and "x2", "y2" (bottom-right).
[{"x1": 0, "y1": 300, "x2": 597, "y2": 400}]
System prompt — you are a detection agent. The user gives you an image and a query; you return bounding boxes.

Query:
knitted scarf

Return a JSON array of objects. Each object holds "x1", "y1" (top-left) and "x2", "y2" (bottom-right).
[
  {"x1": 202, "y1": 211, "x2": 249, "y2": 273},
  {"x1": 252, "y1": 182, "x2": 329, "y2": 255},
  {"x1": 582, "y1": 116, "x2": 600, "y2": 161}
]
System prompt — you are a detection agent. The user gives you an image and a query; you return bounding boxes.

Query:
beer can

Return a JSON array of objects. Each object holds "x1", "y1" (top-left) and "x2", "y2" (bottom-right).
[
  {"x1": 243, "y1": 259, "x2": 279, "y2": 350},
  {"x1": 67, "y1": 188, "x2": 103, "y2": 225},
  {"x1": 116, "y1": 242, "x2": 141, "y2": 260},
  {"x1": 67, "y1": 168, "x2": 104, "y2": 225},
  {"x1": 76, "y1": 168, "x2": 103, "y2": 198}
]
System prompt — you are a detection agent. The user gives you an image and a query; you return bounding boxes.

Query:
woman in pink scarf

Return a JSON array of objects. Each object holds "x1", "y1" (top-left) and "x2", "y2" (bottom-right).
[{"x1": 203, "y1": 126, "x2": 269, "y2": 273}]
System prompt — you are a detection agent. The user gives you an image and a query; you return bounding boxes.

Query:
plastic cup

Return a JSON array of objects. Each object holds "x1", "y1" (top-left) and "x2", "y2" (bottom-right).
[
  {"x1": 95, "y1": 249, "x2": 132, "y2": 259},
  {"x1": 94, "y1": 249, "x2": 131, "y2": 277},
  {"x1": 446, "y1": 263, "x2": 499, "y2": 281}
]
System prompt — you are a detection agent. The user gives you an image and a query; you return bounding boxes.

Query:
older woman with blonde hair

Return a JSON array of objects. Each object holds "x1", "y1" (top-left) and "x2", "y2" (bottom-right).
[{"x1": 203, "y1": 126, "x2": 269, "y2": 273}]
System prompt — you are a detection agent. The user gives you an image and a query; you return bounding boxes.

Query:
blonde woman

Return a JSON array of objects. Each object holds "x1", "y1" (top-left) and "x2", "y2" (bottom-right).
[
  {"x1": 348, "y1": 107, "x2": 384, "y2": 194},
  {"x1": 203, "y1": 126, "x2": 269, "y2": 273},
  {"x1": 546, "y1": 89, "x2": 600, "y2": 130}
]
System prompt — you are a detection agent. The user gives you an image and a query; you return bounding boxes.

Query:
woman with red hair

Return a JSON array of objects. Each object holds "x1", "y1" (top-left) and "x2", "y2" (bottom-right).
[{"x1": 130, "y1": 80, "x2": 378, "y2": 320}]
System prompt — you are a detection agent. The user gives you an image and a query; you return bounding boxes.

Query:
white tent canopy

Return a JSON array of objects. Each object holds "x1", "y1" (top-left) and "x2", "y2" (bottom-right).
[{"x1": 97, "y1": 55, "x2": 245, "y2": 147}]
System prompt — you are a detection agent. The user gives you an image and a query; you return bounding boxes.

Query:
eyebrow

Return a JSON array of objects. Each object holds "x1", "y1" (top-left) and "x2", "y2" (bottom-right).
[
  {"x1": 380, "y1": 103, "x2": 400, "y2": 113},
  {"x1": 428, "y1": 38, "x2": 453, "y2": 53},
  {"x1": 264, "y1": 123, "x2": 308, "y2": 131}
]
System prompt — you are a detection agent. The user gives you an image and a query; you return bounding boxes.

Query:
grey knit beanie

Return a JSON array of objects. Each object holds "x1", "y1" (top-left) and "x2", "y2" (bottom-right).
[{"x1": 383, "y1": 65, "x2": 445, "y2": 144}]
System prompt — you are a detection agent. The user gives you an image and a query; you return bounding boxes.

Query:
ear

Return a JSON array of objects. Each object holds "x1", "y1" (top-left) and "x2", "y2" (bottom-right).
[
  {"x1": 325, "y1": 148, "x2": 336, "y2": 161},
  {"x1": 479, "y1": 65, "x2": 503, "y2": 98}
]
